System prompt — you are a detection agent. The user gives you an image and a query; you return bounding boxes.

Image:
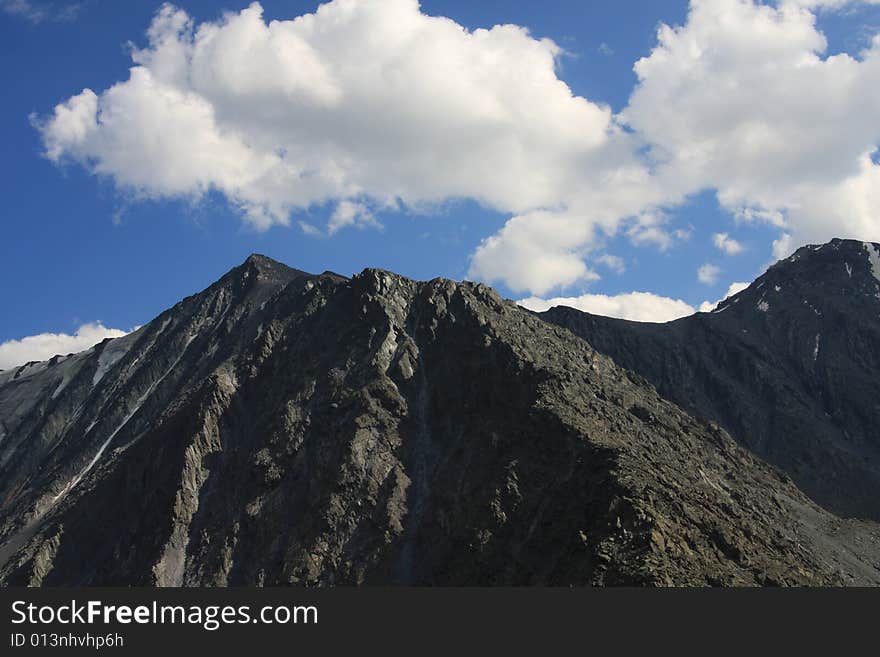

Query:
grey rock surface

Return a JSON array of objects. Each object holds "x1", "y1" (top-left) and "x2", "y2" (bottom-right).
[
  {"x1": 541, "y1": 239, "x2": 880, "y2": 522},
  {"x1": 1, "y1": 250, "x2": 878, "y2": 586}
]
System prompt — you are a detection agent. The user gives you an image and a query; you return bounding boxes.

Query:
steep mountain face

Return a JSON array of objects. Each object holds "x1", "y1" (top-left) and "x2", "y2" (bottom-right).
[
  {"x1": 542, "y1": 239, "x2": 880, "y2": 522},
  {"x1": 1, "y1": 253, "x2": 878, "y2": 586}
]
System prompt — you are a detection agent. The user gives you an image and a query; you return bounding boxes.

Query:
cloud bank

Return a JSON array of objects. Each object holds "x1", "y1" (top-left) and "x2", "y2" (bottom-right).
[
  {"x1": 37, "y1": 1, "x2": 635, "y2": 231},
  {"x1": 624, "y1": 0, "x2": 880, "y2": 263},
  {"x1": 518, "y1": 279, "x2": 752, "y2": 322},
  {"x1": 34, "y1": 0, "x2": 880, "y2": 313},
  {"x1": 518, "y1": 292, "x2": 698, "y2": 323},
  {"x1": 33, "y1": 0, "x2": 669, "y2": 296},
  {"x1": 0, "y1": 322, "x2": 128, "y2": 370}
]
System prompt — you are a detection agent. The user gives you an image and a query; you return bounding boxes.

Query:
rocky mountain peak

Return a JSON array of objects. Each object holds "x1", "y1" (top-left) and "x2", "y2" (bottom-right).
[
  {"x1": 2, "y1": 248, "x2": 879, "y2": 586},
  {"x1": 542, "y1": 238, "x2": 880, "y2": 521},
  {"x1": 235, "y1": 253, "x2": 305, "y2": 283},
  {"x1": 715, "y1": 238, "x2": 880, "y2": 317}
]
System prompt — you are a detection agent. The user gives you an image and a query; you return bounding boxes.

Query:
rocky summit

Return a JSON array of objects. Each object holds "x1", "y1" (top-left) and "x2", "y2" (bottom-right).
[
  {"x1": 0, "y1": 245, "x2": 879, "y2": 586},
  {"x1": 542, "y1": 239, "x2": 880, "y2": 523}
]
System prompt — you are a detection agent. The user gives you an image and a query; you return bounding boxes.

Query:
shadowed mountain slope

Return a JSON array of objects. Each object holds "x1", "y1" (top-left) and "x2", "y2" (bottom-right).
[
  {"x1": 542, "y1": 239, "x2": 880, "y2": 522},
  {"x1": 1, "y1": 251, "x2": 878, "y2": 585}
]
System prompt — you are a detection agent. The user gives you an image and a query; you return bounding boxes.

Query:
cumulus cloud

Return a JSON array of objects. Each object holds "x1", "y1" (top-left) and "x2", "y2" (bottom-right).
[
  {"x1": 34, "y1": 0, "x2": 880, "y2": 295},
  {"x1": 469, "y1": 210, "x2": 602, "y2": 294},
  {"x1": 0, "y1": 322, "x2": 129, "y2": 371},
  {"x1": 518, "y1": 292, "x2": 697, "y2": 323},
  {"x1": 698, "y1": 263, "x2": 721, "y2": 285},
  {"x1": 713, "y1": 232, "x2": 745, "y2": 255},
  {"x1": 36, "y1": 1, "x2": 638, "y2": 231},
  {"x1": 624, "y1": 0, "x2": 880, "y2": 260},
  {"x1": 327, "y1": 201, "x2": 380, "y2": 235},
  {"x1": 625, "y1": 210, "x2": 680, "y2": 251},
  {"x1": 519, "y1": 278, "x2": 754, "y2": 322}
]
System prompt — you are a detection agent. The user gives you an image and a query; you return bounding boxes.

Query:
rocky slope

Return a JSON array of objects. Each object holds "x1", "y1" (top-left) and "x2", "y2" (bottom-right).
[
  {"x1": 542, "y1": 239, "x2": 880, "y2": 522},
  {"x1": 0, "y1": 252, "x2": 878, "y2": 586}
]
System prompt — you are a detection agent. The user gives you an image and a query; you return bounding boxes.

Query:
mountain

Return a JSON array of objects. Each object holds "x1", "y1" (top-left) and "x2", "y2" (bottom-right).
[
  {"x1": 542, "y1": 239, "x2": 880, "y2": 522},
  {"x1": 1, "y1": 251, "x2": 878, "y2": 586}
]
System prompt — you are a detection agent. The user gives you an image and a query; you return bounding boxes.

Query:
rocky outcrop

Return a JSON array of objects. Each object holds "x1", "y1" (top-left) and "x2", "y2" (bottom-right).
[
  {"x1": 1, "y1": 251, "x2": 878, "y2": 586},
  {"x1": 541, "y1": 239, "x2": 880, "y2": 522}
]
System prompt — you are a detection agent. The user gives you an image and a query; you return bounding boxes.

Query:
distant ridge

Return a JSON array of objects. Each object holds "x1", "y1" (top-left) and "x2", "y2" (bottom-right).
[{"x1": 543, "y1": 238, "x2": 880, "y2": 521}]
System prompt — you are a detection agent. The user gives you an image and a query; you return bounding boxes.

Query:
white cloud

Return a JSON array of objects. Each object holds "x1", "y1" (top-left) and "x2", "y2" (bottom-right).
[
  {"x1": 327, "y1": 200, "x2": 381, "y2": 235},
  {"x1": 735, "y1": 207, "x2": 786, "y2": 227},
  {"x1": 521, "y1": 277, "x2": 754, "y2": 321},
  {"x1": 726, "y1": 281, "x2": 751, "y2": 298},
  {"x1": 595, "y1": 253, "x2": 626, "y2": 274},
  {"x1": 781, "y1": 0, "x2": 880, "y2": 9},
  {"x1": 518, "y1": 291, "x2": 697, "y2": 323},
  {"x1": 0, "y1": 322, "x2": 129, "y2": 371},
  {"x1": 698, "y1": 263, "x2": 721, "y2": 285},
  {"x1": 37, "y1": 1, "x2": 639, "y2": 236},
  {"x1": 469, "y1": 210, "x2": 602, "y2": 294},
  {"x1": 625, "y1": 210, "x2": 681, "y2": 251},
  {"x1": 698, "y1": 281, "x2": 751, "y2": 312},
  {"x1": 624, "y1": 0, "x2": 880, "y2": 260},
  {"x1": 713, "y1": 232, "x2": 745, "y2": 255},
  {"x1": 34, "y1": 0, "x2": 880, "y2": 295}
]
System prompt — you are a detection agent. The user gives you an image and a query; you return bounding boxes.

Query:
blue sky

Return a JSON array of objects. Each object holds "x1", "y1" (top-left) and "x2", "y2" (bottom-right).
[{"x1": 2, "y1": 0, "x2": 880, "y2": 367}]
